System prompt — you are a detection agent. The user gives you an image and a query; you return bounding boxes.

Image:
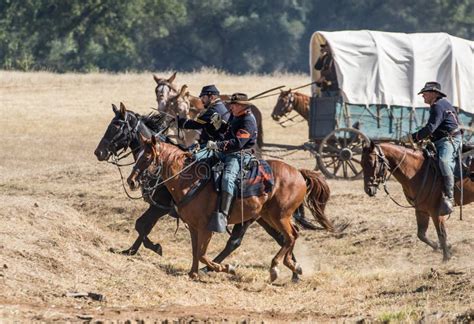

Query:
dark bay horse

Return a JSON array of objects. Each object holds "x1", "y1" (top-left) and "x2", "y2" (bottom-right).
[
  {"x1": 95, "y1": 103, "x2": 332, "y2": 280},
  {"x1": 127, "y1": 135, "x2": 342, "y2": 281},
  {"x1": 361, "y1": 141, "x2": 474, "y2": 261},
  {"x1": 271, "y1": 90, "x2": 310, "y2": 123}
]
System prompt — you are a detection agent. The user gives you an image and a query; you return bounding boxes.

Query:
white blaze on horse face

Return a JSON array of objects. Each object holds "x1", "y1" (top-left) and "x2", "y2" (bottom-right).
[{"x1": 157, "y1": 85, "x2": 171, "y2": 111}]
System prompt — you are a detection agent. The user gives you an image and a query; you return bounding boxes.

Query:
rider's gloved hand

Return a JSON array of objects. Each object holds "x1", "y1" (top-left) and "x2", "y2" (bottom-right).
[
  {"x1": 206, "y1": 141, "x2": 219, "y2": 151},
  {"x1": 210, "y1": 113, "x2": 222, "y2": 130}
]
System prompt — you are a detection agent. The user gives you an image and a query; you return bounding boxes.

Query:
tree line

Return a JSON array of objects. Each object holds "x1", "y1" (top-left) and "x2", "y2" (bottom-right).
[{"x1": 1, "y1": 0, "x2": 472, "y2": 73}]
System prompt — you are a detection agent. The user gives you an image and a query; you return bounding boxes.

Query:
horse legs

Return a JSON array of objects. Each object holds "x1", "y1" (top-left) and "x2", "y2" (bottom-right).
[
  {"x1": 257, "y1": 218, "x2": 302, "y2": 282},
  {"x1": 431, "y1": 213, "x2": 451, "y2": 262},
  {"x1": 188, "y1": 228, "x2": 200, "y2": 279},
  {"x1": 197, "y1": 230, "x2": 230, "y2": 275},
  {"x1": 201, "y1": 220, "x2": 253, "y2": 273},
  {"x1": 269, "y1": 215, "x2": 298, "y2": 282},
  {"x1": 115, "y1": 205, "x2": 169, "y2": 256},
  {"x1": 415, "y1": 210, "x2": 438, "y2": 251}
]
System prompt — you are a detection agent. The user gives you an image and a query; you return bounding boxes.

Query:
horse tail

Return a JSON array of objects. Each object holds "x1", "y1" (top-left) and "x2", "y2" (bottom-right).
[{"x1": 299, "y1": 169, "x2": 337, "y2": 232}]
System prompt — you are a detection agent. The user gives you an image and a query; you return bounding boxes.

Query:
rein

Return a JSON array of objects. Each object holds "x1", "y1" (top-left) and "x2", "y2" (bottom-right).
[
  {"x1": 276, "y1": 92, "x2": 308, "y2": 127},
  {"x1": 375, "y1": 145, "x2": 437, "y2": 208}
]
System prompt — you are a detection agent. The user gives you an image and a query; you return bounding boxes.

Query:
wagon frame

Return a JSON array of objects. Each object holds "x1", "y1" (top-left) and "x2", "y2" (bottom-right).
[{"x1": 303, "y1": 30, "x2": 474, "y2": 180}]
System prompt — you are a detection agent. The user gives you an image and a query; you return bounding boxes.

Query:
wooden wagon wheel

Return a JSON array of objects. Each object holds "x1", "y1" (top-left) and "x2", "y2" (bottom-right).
[{"x1": 316, "y1": 127, "x2": 370, "y2": 180}]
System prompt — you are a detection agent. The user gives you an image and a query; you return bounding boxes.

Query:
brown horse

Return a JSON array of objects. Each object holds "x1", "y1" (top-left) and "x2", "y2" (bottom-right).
[
  {"x1": 271, "y1": 90, "x2": 310, "y2": 122},
  {"x1": 361, "y1": 141, "x2": 474, "y2": 261},
  {"x1": 127, "y1": 136, "x2": 340, "y2": 281}
]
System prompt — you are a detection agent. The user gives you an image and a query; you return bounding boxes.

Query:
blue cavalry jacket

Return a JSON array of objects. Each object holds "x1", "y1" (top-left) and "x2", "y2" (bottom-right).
[
  {"x1": 178, "y1": 99, "x2": 229, "y2": 143},
  {"x1": 217, "y1": 110, "x2": 257, "y2": 153},
  {"x1": 411, "y1": 97, "x2": 460, "y2": 142}
]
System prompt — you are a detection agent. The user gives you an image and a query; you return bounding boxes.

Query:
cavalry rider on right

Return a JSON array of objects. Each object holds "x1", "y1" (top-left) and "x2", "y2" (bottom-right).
[
  {"x1": 205, "y1": 93, "x2": 258, "y2": 233},
  {"x1": 401, "y1": 81, "x2": 462, "y2": 215}
]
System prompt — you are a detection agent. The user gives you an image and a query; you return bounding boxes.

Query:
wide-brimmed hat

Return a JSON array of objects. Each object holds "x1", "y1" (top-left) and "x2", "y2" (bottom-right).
[
  {"x1": 199, "y1": 85, "x2": 220, "y2": 97},
  {"x1": 227, "y1": 93, "x2": 252, "y2": 105},
  {"x1": 418, "y1": 81, "x2": 446, "y2": 97}
]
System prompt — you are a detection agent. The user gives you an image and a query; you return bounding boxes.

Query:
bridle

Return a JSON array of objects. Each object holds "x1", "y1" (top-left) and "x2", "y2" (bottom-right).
[
  {"x1": 106, "y1": 113, "x2": 142, "y2": 164},
  {"x1": 156, "y1": 82, "x2": 178, "y2": 110},
  {"x1": 366, "y1": 144, "x2": 434, "y2": 209},
  {"x1": 273, "y1": 92, "x2": 306, "y2": 127},
  {"x1": 274, "y1": 92, "x2": 295, "y2": 119},
  {"x1": 366, "y1": 144, "x2": 392, "y2": 189}
]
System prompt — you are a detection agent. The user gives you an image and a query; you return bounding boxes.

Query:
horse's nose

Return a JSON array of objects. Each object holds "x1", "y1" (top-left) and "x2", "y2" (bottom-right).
[
  {"x1": 271, "y1": 114, "x2": 280, "y2": 121},
  {"x1": 94, "y1": 148, "x2": 107, "y2": 161},
  {"x1": 127, "y1": 175, "x2": 138, "y2": 191},
  {"x1": 365, "y1": 186, "x2": 377, "y2": 197}
]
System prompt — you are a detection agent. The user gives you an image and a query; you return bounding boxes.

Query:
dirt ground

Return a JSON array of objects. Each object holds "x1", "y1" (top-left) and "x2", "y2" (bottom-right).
[{"x1": 0, "y1": 71, "x2": 472, "y2": 323}]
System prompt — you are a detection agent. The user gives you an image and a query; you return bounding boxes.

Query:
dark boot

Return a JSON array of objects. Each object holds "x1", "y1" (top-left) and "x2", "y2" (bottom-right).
[
  {"x1": 439, "y1": 176, "x2": 454, "y2": 216},
  {"x1": 208, "y1": 191, "x2": 233, "y2": 233}
]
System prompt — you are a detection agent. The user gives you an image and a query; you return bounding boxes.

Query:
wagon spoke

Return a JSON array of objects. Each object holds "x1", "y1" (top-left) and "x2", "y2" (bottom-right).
[
  {"x1": 347, "y1": 160, "x2": 359, "y2": 174},
  {"x1": 321, "y1": 153, "x2": 340, "y2": 158},
  {"x1": 346, "y1": 135, "x2": 357, "y2": 148},
  {"x1": 322, "y1": 143, "x2": 340, "y2": 154},
  {"x1": 323, "y1": 158, "x2": 338, "y2": 168},
  {"x1": 342, "y1": 161, "x2": 348, "y2": 178},
  {"x1": 334, "y1": 160, "x2": 342, "y2": 175}
]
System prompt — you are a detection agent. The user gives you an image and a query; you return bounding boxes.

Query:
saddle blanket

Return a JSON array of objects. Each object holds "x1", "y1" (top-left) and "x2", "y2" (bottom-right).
[{"x1": 236, "y1": 159, "x2": 274, "y2": 198}]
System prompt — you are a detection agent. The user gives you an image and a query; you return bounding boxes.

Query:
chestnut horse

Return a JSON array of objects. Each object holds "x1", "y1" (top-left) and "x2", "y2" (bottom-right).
[
  {"x1": 361, "y1": 141, "x2": 474, "y2": 261},
  {"x1": 95, "y1": 103, "x2": 334, "y2": 280},
  {"x1": 128, "y1": 135, "x2": 341, "y2": 281},
  {"x1": 271, "y1": 90, "x2": 310, "y2": 122}
]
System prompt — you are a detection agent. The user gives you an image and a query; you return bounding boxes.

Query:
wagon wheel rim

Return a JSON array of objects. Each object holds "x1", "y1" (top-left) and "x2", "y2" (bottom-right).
[{"x1": 317, "y1": 127, "x2": 370, "y2": 180}]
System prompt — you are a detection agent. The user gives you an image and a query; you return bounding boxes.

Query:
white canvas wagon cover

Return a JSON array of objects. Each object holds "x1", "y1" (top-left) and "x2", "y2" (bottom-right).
[{"x1": 310, "y1": 30, "x2": 474, "y2": 114}]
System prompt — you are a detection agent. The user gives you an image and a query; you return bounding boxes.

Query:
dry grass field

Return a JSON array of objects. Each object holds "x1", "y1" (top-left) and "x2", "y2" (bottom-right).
[{"x1": 0, "y1": 70, "x2": 473, "y2": 323}]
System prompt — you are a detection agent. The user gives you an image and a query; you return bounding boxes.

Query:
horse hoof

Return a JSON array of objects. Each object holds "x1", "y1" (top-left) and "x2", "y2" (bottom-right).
[
  {"x1": 152, "y1": 244, "x2": 163, "y2": 256},
  {"x1": 295, "y1": 264, "x2": 303, "y2": 275},
  {"x1": 291, "y1": 274, "x2": 300, "y2": 283},
  {"x1": 442, "y1": 255, "x2": 452, "y2": 262},
  {"x1": 109, "y1": 247, "x2": 137, "y2": 256},
  {"x1": 270, "y1": 267, "x2": 279, "y2": 282},
  {"x1": 188, "y1": 272, "x2": 199, "y2": 280},
  {"x1": 227, "y1": 264, "x2": 236, "y2": 275}
]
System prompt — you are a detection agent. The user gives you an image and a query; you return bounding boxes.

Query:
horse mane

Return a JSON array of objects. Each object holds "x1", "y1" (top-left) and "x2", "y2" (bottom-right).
[
  {"x1": 156, "y1": 141, "x2": 193, "y2": 175},
  {"x1": 142, "y1": 111, "x2": 174, "y2": 133},
  {"x1": 380, "y1": 142, "x2": 424, "y2": 159},
  {"x1": 292, "y1": 91, "x2": 310, "y2": 120}
]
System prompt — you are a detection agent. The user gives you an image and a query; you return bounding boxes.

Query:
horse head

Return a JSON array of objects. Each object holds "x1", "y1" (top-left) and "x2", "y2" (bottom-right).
[
  {"x1": 165, "y1": 85, "x2": 190, "y2": 118},
  {"x1": 361, "y1": 141, "x2": 389, "y2": 197},
  {"x1": 271, "y1": 90, "x2": 294, "y2": 121},
  {"x1": 154, "y1": 72, "x2": 178, "y2": 111},
  {"x1": 94, "y1": 102, "x2": 140, "y2": 161},
  {"x1": 127, "y1": 134, "x2": 161, "y2": 191}
]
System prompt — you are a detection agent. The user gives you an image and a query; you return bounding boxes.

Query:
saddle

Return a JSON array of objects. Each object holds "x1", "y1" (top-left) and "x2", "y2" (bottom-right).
[
  {"x1": 423, "y1": 143, "x2": 474, "y2": 181},
  {"x1": 211, "y1": 158, "x2": 274, "y2": 198}
]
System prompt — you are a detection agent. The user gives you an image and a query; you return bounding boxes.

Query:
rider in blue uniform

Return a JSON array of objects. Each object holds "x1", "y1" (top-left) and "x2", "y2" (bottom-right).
[
  {"x1": 206, "y1": 93, "x2": 258, "y2": 233},
  {"x1": 177, "y1": 85, "x2": 229, "y2": 157},
  {"x1": 402, "y1": 82, "x2": 462, "y2": 215}
]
